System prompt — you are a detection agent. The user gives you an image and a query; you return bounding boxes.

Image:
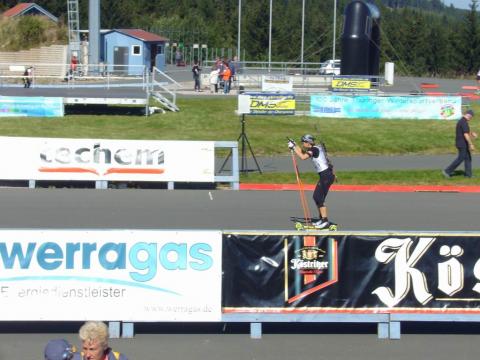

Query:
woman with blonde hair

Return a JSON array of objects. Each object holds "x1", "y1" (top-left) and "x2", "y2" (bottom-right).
[{"x1": 78, "y1": 321, "x2": 128, "y2": 360}]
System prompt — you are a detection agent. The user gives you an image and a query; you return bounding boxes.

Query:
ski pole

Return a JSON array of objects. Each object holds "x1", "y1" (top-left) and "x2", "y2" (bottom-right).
[{"x1": 288, "y1": 138, "x2": 312, "y2": 225}]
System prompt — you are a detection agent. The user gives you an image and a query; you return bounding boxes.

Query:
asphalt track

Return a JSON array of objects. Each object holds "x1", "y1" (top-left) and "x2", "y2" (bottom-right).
[{"x1": 0, "y1": 188, "x2": 479, "y2": 232}]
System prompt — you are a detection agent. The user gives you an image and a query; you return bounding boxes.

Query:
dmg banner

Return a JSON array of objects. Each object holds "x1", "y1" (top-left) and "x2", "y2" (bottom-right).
[
  {"x1": 0, "y1": 96, "x2": 64, "y2": 117},
  {"x1": 0, "y1": 229, "x2": 222, "y2": 321},
  {"x1": 310, "y1": 95, "x2": 461, "y2": 119},
  {"x1": 331, "y1": 77, "x2": 371, "y2": 92},
  {"x1": 238, "y1": 92, "x2": 295, "y2": 115},
  {"x1": 223, "y1": 233, "x2": 480, "y2": 313},
  {"x1": 0, "y1": 137, "x2": 214, "y2": 182}
]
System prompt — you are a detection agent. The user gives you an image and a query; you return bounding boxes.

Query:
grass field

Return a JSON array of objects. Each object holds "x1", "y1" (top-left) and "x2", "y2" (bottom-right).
[
  {"x1": 1, "y1": 96, "x2": 478, "y2": 184},
  {"x1": 240, "y1": 169, "x2": 480, "y2": 185}
]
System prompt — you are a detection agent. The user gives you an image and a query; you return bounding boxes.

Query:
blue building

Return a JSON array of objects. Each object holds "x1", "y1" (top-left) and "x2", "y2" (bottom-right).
[{"x1": 102, "y1": 29, "x2": 168, "y2": 76}]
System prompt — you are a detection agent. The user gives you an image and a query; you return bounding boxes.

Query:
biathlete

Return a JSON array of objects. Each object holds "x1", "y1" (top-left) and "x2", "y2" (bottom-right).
[{"x1": 288, "y1": 134, "x2": 336, "y2": 229}]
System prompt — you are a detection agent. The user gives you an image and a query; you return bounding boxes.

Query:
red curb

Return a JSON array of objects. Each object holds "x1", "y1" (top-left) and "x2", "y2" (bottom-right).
[
  {"x1": 420, "y1": 83, "x2": 439, "y2": 89},
  {"x1": 239, "y1": 183, "x2": 480, "y2": 193}
]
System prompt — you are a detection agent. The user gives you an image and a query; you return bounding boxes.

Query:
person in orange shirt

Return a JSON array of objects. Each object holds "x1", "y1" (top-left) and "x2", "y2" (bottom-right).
[{"x1": 222, "y1": 62, "x2": 231, "y2": 94}]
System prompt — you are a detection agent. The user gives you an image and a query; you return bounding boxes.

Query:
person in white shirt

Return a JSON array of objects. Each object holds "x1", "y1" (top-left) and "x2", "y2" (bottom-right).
[{"x1": 288, "y1": 134, "x2": 336, "y2": 228}]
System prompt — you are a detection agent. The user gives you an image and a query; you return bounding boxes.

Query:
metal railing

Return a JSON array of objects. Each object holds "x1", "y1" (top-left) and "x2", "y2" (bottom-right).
[{"x1": 0, "y1": 62, "x2": 149, "y2": 89}]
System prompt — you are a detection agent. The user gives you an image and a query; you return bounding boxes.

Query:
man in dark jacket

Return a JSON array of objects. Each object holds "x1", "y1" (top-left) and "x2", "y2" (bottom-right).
[{"x1": 443, "y1": 109, "x2": 477, "y2": 178}]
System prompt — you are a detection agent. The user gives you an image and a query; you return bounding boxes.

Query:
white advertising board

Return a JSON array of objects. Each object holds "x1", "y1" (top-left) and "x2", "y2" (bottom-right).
[
  {"x1": 0, "y1": 229, "x2": 222, "y2": 321},
  {"x1": 0, "y1": 137, "x2": 214, "y2": 182},
  {"x1": 261, "y1": 75, "x2": 293, "y2": 92}
]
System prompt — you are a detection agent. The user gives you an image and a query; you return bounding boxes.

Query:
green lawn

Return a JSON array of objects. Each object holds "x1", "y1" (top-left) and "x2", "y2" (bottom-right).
[
  {"x1": 0, "y1": 97, "x2": 475, "y2": 156},
  {"x1": 240, "y1": 169, "x2": 480, "y2": 185}
]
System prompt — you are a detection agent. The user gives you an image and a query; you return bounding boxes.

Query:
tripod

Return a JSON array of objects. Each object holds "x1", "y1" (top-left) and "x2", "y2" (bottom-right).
[{"x1": 220, "y1": 114, "x2": 262, "y2": 174}]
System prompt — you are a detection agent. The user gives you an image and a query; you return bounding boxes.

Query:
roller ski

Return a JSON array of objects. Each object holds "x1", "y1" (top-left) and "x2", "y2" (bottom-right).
[{"x1": 294, "y1": 220, "x2": 338, "y2": 231}]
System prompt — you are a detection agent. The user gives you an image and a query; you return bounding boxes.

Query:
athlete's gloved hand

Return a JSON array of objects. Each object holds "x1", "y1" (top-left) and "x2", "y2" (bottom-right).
[{"x1": 287, "y1": 140, "x2": 296, "y2": 150}]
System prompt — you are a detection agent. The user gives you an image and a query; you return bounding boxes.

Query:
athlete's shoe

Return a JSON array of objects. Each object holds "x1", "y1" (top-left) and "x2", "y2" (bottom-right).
[{"x1": 313, "y1": 219, "x2": 329, "y2": 229}]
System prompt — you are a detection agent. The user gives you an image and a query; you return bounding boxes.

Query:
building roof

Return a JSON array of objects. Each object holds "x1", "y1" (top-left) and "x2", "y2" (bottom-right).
[
  {"x1": 114, "y1": 29, "x2": 168, "y2": 42},
  {"x1": 3, "y1": 3, "x2": 58, "y2": 22}
]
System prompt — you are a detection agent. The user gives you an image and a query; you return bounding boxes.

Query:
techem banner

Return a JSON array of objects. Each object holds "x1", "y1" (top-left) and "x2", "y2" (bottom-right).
[{"x1": 0, "y1": 137, "x2": 214, "y2": 182}]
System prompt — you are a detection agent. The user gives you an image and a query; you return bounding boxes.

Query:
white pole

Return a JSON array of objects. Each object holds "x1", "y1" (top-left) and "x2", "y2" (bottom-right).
[
  {"x1": 332, "y1": 0, "x2": 337, "y2": 60},
  {"x1": 301, "y1": 0, "x2": 305, "y2": 66},
  {"x1": 268, "y1": 0, "x2": 272, "y2": 70},
  {"x1": 237, "y1": 0, "x2": 241, "y2": 60}
]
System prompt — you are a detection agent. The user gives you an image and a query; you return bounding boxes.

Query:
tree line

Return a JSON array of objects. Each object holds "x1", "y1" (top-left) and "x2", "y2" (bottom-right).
[{"x1": 0, "y1": 0, "x2": 478, "y2": 77}]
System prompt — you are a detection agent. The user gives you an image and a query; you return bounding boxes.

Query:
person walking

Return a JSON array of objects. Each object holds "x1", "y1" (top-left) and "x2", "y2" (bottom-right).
[
  {"x1": 443, "y1": 109, "x2": 477, "y2": 178},
  {"x1": 288, "y1": 134, "x2": 336, "y2": 229}
]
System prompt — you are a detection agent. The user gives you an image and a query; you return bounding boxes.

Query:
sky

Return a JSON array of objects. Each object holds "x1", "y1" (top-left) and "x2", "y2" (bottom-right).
[{"x1": 445, "y1": 0, "x2": 471, "y2": 9}]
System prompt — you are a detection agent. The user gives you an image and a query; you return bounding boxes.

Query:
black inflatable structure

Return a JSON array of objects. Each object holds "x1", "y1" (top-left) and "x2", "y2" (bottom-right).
[{"x1": 341, "y1": 0, "x2": 380, "y2": 76}]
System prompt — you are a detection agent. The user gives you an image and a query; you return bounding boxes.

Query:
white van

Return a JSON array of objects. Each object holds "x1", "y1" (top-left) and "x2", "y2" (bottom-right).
[{"x1": 319, "y1": 59, "x2": 341, "y2": 75}]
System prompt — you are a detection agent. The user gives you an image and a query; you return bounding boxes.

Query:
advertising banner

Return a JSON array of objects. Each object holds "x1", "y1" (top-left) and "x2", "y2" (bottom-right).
[
  {"x1": 331, "y1": 77, "x2": 371, "y2": 92},
  {"x1": 310, "y1": 95, "x2": 461, "y2": 120},
  {"x1": 0, "y1": 137, "x2": 214, "y2": 182},
  {"x1": 223, "y1": 233, "x2": 480, "y2": 313},
  {"x1": 0, "y1": 96, "x2": 64, "y2": 117},
  {"x1": 237, "y1": 92, "x2": 295, "y2": 115},
  {"x1": 0, "y1": 229, "x2": 222, "y2": 321},
  {"x1": 261, "y1": 75, "x2": 293, "y2": 92}
]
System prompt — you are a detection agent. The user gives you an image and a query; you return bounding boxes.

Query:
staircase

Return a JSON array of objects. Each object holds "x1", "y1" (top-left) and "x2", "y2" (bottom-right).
[
  {"x1": 151, "y1": 91, "x2": 179, "y2": 112},
  {"x1": 150, "y1": 67, "x2": 182, "y2": 112}
]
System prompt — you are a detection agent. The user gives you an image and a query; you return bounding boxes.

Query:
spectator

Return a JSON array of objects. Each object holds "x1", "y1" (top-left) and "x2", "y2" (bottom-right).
[
  {"x1": 78, "y1": 321, "x2": 129, "y2": 360},
  {"x1": 70, "y1": 55, "x2": 78, "y2": 75},
  {"x1": 222, "y1": 61, "x2": 231, "y2": 94},
  {"x1": 64, "y1": 55, "x2": 79, "y2": 81},
  {"x1": 477, "y1": 68, "x2": 480, "y2": 93},
  {"x1": 22, "y1": 66, "x2": 33, "y2": 88},
  {"x1": 209, "y1": 66, "x2": 220, "y2": 93},
  {"x1": 192, "y1": 59, "x2": 202, "y2": 92},
  {"x1": 175, "y1": 50, "x2": 183, "y2": 66},
  {"x1": 44, "y1": 339, "x2": 78, "y2": 360},
  {"x1": 216, "y1": 58, "x2": 225, "y2": 89},
  {"x1": 229, "y1": 56, "x2": 237, "y2": 89}
]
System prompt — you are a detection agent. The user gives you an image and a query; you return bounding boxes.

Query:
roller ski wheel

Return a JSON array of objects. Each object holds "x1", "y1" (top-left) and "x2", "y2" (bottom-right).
[{"x1": 294, "y1": 221, "x2": 338, "y2": 231}]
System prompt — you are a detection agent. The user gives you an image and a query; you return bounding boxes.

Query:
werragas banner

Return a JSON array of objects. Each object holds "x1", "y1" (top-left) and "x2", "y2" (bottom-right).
[
  {"x1": 0, "y1": 229, "x2": 222, "y2": 321},
  {"x1": 0, "y1": 137, "x2": 214, "y2": 182},
  {"x1": 223, "y1": 233, "x2": 480, "y2": 313}
]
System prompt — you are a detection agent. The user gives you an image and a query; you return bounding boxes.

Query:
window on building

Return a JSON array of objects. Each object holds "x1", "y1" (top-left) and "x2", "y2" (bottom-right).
[{"x1": 132, "y1": 45, "x2": 141, "y2": 56}]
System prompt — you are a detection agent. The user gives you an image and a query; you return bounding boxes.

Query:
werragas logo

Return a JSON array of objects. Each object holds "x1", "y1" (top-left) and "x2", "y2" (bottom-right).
[{"x1": 285, "y1": 236, "x2": 338, "y2": 304}]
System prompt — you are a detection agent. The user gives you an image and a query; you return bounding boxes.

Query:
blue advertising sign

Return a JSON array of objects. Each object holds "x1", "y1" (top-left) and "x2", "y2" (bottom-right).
[
  {"x1": 0, "y1": 96, "x2": 64, "y2": 117},
  {"x1": 310, "y1": 95, "x2": 461, "y2": 120}
]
